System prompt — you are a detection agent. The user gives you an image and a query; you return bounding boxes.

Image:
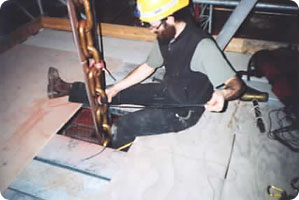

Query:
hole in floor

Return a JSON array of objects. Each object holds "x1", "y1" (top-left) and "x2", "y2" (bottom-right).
[{"x1": 57, "y1": 107, "x2": 122, "y2": 146}]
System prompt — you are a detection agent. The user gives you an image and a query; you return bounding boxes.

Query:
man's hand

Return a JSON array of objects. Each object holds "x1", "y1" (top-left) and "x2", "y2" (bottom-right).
[
  {"x1": 205, "y1": 76, "x2": 244, "y2": 112},
  {"x1": 97, "y1": 86, "x2": 119, "y2": 104},
  {"x1": 97, "y1": 63, "x2": 156, "y2": 105},
  {"x1": 205, "y1": 90, "x2": 225, "y2": 112},
  {"x1": 105, "y1": 86, "x2": 119, "y2": 103}
]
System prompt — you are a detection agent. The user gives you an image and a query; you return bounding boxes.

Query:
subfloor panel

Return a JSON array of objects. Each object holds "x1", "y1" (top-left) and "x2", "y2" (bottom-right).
[
  {"x1": 1, "y1": 29, "x2": 298, "y2": 199},
  {"x1": 7, "y1": 159, "x2": 110, "y2": 200}
]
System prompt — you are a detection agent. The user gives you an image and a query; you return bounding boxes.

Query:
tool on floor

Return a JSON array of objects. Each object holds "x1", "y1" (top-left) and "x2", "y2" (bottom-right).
[
  {"x1": 239, "y1": 85, "x2": 268, "y2": 133},
  {"x1": 252, "y1": 99, "x2": 266, "y2": 133},
  {"x1": 268, "y1": 178, "x2": 299, "y2": 200},
  {"x1": 268, "y1": 185, "x2": 288, "y2": 199},
  {"x1": 240, "y1": 85, "x2": 269, "y2": 102}
]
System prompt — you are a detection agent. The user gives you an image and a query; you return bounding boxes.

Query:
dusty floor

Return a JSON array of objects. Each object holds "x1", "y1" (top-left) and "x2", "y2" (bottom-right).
[{"x1": 1, "y1": 29, "x2": 298, "y2": 200}]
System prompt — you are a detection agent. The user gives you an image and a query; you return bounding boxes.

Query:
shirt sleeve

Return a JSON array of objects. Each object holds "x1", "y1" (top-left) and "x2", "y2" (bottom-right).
[
  {"x1": 190, "y1": 38, "x2": 236, "y2": 88},
  {"x1": 145, "y1": 40, "x2": 164, "y2": 68}
]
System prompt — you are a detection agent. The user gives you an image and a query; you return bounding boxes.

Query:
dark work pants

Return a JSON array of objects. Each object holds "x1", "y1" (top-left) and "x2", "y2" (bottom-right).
[{"x1": 69, "y1": 82, "x2": 204, "y2": 148}]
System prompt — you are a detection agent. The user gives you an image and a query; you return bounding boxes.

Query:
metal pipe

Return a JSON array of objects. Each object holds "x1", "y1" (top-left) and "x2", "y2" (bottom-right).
[
  {"x1": 192, "y1": 0, "x2": 299, "y2": 11},
  {"x1": 36, "y1": 0, "x2": 44, "y2": 16},
  {"x1": 216, "y1": 0, "x2": 258, "y2": 50},
  {"x1": 208, "y1": 4, "x2": 213, "y2": 34}
]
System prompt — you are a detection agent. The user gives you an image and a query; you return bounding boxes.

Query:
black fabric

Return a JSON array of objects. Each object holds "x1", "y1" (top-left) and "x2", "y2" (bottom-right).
[
  {"x1": 69, "y1": 82, "x2": 89, "y2": 105},
  {"x1": 69, "y1": 82, "x2": 204, "y2": 148},
  {"x1": 159, "y1": 21, "x2": 214, "y2": 104},
  {"x1": 111, "y1": 106, "x2": 203, "y2": 148}
]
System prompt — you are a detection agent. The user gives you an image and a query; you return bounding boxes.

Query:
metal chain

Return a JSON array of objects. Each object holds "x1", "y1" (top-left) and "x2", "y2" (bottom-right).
[{"x1": 68, "y1": 0, "x2": 111, "y2": 146}]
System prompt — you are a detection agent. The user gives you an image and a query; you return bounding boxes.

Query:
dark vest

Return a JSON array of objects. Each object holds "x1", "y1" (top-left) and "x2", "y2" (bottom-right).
[{"x1": 159, "y1": 22, "x2": 214, "y2": 104}]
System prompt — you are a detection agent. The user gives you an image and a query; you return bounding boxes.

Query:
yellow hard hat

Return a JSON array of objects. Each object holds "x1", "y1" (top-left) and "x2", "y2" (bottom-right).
[{"x1": 137, "y1": 0, "x2": 189, "y2": 23}]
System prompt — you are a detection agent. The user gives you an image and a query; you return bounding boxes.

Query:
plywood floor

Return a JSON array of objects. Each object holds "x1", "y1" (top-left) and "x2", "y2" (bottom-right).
[{"x1": 1, "y1": 29, "x2": 298, "y2": 200}]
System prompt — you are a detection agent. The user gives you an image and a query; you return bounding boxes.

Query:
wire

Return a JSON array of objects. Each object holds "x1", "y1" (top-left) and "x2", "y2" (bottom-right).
[
  {"x1": 104, "y1": 67, "x2": 117, "y2": 81},
  {"x1": 80, "y1": 146, "x2": 107, "y2": 162},
  {"x1": 116, "y1": 142, "x2": 133, "y2": 151},
  {"x1": 267, "y1": 107, "x2": 299, "y2": 152}
]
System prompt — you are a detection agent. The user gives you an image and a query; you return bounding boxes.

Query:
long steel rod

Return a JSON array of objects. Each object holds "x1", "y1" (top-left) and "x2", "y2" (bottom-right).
[
  {"x1": 193, "y1": 0, "x2": 299, "y2": 11},
  {"x1": 36, "y1": 0, "x2": 44, "y2": 16},
  {"x1": 107, "y1": 103, "x2": 206, "y2": 109}
]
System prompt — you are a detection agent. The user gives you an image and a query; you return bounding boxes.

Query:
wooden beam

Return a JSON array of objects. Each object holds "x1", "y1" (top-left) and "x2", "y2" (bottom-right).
[
  {"x1": 0, "y1": 18, "x2": 42, "y2": 54},
  {"x1": 219, "y1": 37, "x2": 292, "y2": 54},
  {"x1": 41, "y1": 17, "x2": 156, "y2": 42},
  {"x1": 40, "y1": 17, "x2": 297, "y2": 54},
  {"x1": 0, "y1": 97, "x2": 81, "y2": 192},
  {"x1": 41, "y1": 17, "x2": 72, "y2": 32}
]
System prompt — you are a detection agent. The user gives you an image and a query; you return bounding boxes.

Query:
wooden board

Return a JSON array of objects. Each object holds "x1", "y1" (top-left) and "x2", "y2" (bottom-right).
[
  {"x1": 3, "y1": 188, "x2": 41, "y2": 200},
  {"x1": 0, "y1": 16, "x2": 295, "y2": 54},
  {"x1": 5, "y1": 135, "x2": 127, "y2": 199},
  {"x1": 221, "y1": 102, "x2": 299, "y2": 200},
  {"x1": 0, "y1": 97, "x2": 81, "y2": 192},
  {"x1": 41, "y1": 17, "x2": 156, "y2": 42},
  {"x1": 7, "y1": 159, "x2": 110, "y2": 200},
  {"x1": 99, "y1": 100, "x2": 299, "y2": 200},
  {"x1": 223, "y1": 37, "x2": 291, "y2": 54},
  {"x1": 100, "y1": 102, "x2": 240, "y2": 200},
  {"x1": 37, "y1": 134, "x2": 126, "y2": 179},
  {"x1": 40, "y1": 17, "x2": 297, "y2": 54}
]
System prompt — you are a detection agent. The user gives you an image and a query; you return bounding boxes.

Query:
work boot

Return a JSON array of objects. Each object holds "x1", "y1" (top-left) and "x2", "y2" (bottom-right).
[{"x1": 47, "y1": 67, "x2": 72, "y2": 99}]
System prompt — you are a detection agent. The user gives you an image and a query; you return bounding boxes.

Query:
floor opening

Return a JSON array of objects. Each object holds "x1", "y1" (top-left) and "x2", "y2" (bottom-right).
[{"x1": 57, "y1": 107, "x2": 122, "y2": 146}]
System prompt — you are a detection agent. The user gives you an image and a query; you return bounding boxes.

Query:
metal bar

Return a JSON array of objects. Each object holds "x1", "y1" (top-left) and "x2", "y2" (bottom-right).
[
  {"x1": 224, "y1": 134, "x2": 236, "y2": 179},
  {"x1": 7, "y1": 187, "x2": 45, "y2": 200},
  {"x1": 57, "y1": 0, "x2": 67, "y2": 5},
  {"x1": 192, "y1": 0, "x2": 299, "y2": 11},
  {"x1": 34, "y1": 157, "x2": 111, "y2": 181},
  {"x1": 208, "y1": 4, "x2": 213, "y2": 34},
  {"x1": 36, "y1": 0, "x2": 44, "y2": 16},
  {"x1": 107, "y1": 103, "x2": 206, "y2": 109},
  {"x1": 216, "y1": 0, "x2": 258, "y2": 50},
  {"x1": 90, "y1": 0, "x2": 106, "y2": 88}
]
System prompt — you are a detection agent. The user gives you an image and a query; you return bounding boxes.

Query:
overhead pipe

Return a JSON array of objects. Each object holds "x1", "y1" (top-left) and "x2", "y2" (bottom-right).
[
  {"x1": 192, "y1": 0, "x2": 299, "y2": 11},
  {"x1": 216, "y1": 0, "x2": 258, "y2": 50}
]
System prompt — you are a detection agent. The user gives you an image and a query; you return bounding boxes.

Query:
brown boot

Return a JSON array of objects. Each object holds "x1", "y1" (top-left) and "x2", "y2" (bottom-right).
[{"x1": 47, "y1": 67, "x2": 72, "y2": 99}]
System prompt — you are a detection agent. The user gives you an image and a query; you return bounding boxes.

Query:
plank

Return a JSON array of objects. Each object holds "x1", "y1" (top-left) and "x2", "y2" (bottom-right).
[
  {"x1": 37, "y1": 134, "x2": 126, "y2": 179},
  {"x1": 2, "y1": 188, "x2": 42, "y2": 200},
  {"x1": 41, "y1": 17, "x2": 156, "y2": 42},
  {"x1": 0, "y1": 97, "x2": 81, "y2": 192},
  {"x1": 103, "y1": 144, "x2": 228, "y2": 200},
  {"x1": 40, "y1": 17, "x2": 296, "y2": 54},
  {"x1": 8, "y1": 159, "x2": 110, "y2": 200},
  {"x1": 223, "y1": 37, "x2": 291, "y2": 54},
  {"x1": 100, "y1": 102, "x2": 241, "y2": 199},
  {"x1": 221, "y1": 102, "x2": 299, "y2": 200}
]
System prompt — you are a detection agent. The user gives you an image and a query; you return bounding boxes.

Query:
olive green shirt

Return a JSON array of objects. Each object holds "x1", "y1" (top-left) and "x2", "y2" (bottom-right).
[{"x1": 145, "y1": 38, "x2": 236, "y2": 88}]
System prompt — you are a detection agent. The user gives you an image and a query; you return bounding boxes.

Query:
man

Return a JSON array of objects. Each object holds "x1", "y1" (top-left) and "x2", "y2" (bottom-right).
[{"x1": 48, "y1": 0, "x2": 244, "y2": 148}]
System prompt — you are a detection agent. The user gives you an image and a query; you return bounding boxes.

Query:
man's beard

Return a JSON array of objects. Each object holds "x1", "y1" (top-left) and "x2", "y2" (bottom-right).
[{"x1": 157, "y1": 23, "x2": 176, "y2": 44}]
